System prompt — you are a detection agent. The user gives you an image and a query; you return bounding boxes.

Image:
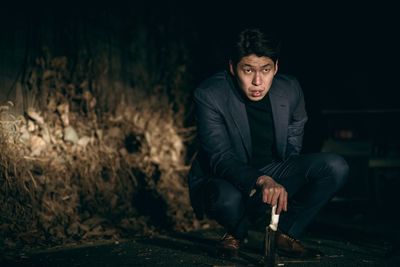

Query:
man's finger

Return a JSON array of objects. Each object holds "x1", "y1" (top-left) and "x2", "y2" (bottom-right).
[
  {"x1": 262, "y1": 188, "x2": 270, "y2": 203},
  {"x1": 266, "y1": 187, "x2": 274, "y2": 204},
  {"x1": 276, "y1": 200, "x2": 282, "y2": 214},
  {"x1": 271, "y1": 189, "x2": 280, "y2": 207},
  {"x1": 276, "y1": 191, "x2": 286, "y2": 214},
  {"x1": 278, "y1": 194, "x2": 285, "y2": 214},
  {"x1": 280, "y1": 191, "x2": 287, "y2": 212}
]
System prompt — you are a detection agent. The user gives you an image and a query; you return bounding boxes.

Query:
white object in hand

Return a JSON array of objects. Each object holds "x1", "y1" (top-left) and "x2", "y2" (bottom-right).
[{"x1": 269, "y1": 205, "x2": 280, "y2": 231}]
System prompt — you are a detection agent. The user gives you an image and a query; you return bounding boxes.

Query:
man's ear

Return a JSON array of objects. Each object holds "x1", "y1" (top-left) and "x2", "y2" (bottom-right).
[
  {"x1": 274, "y1": 60, "x2": 279, "y2": 75},
  {"x1": 229, "y1": 60, "x2": 235, "y2": 76}
]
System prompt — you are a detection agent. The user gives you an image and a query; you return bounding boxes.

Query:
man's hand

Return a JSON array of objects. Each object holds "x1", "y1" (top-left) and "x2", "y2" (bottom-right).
[{"x1": 256, "y1": 175, "x2": 288, "y2": 214}]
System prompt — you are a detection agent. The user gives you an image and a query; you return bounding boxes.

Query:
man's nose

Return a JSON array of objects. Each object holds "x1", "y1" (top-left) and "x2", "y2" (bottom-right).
[{"x1": 252, "y1": 72, "x2": 262, "y2": 86}]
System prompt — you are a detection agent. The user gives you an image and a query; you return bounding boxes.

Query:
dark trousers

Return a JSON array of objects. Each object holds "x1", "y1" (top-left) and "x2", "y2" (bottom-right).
[{"x1": 203, "y1": 153, "x2": 349, "y2": 239}]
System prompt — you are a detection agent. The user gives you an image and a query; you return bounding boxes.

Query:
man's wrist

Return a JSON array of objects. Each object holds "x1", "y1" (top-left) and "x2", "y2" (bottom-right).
[
  {"x1": 256, "y1": 175, "x2": 268, "y2": 186},
  {"x1": 250, "y1": 175, "x2": 268, "y2": 196},
  {"x1": 250, "y1": 175, "x2": 273, "y2": 197}
]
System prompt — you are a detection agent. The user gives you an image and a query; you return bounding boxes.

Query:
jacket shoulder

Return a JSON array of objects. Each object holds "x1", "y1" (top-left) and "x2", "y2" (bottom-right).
[
  {"x1": 273, "y1": 73, "x2": 301, "y2": 89},
  {"x1": 194, "y1": 71, "x2": 231, "y2": 100},
  {"x1": 271, "y1": 73, "x2": 303, "y2": 98}
]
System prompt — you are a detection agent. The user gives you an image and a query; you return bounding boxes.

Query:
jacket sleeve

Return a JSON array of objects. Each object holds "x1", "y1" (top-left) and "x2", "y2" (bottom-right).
[
  {"x1": 286, "y1": 78, "x2": 308, "y2": 157},
  {"x1": 194, "y1": 88, "x2": 263, "y2": 196}
]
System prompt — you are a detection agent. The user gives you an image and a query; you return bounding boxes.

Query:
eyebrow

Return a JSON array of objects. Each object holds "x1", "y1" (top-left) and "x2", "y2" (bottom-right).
[{"x1": 242, "y1": 63, "x2": 273, "y2": 68}]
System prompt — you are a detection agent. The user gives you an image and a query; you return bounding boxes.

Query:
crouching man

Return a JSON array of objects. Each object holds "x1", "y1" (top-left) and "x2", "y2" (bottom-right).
[{"x1": 188, "y1": 28, "x2": 349, "y2": 259}]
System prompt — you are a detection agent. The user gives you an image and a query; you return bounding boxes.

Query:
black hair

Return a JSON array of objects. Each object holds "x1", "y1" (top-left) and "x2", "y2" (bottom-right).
[{"x1": 229, "y1": 28, "x2": 281, "y2": 66}]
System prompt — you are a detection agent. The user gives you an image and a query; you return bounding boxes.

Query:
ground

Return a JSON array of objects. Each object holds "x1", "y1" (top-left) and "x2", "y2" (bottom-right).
[{"x1": 1, "y1": 202, "x2": 399, "y2": 267}]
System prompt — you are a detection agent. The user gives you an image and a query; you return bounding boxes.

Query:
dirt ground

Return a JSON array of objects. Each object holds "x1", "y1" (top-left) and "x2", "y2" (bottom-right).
[{"x1": 2, "y1": 204, "x2": 400, "y2": 267}]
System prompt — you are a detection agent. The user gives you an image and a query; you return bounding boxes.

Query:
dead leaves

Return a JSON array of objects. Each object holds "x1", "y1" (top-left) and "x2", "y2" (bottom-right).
[{"x1": 0, "y1": 54, "x2": 200, "y2": 253}]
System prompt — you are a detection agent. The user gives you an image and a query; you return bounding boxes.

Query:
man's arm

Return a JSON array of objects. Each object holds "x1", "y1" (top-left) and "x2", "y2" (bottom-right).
[
  {"x1": 286, "y1": 78, "x2": 308, "y2": 157},
  {"x1": 194, "y1": 88, "x2": 263, "y2": 196}
]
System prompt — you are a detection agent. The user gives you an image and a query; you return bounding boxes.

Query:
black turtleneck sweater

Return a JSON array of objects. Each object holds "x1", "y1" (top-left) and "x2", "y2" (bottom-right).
[{"x1": 245, "y1": 94, "x2": 277, "y2": 169}]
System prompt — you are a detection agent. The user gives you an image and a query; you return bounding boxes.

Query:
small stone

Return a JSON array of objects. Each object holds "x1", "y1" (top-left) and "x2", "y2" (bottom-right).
[{"x1": 64, "y1": 126, "x2": 79, "y2": 144}]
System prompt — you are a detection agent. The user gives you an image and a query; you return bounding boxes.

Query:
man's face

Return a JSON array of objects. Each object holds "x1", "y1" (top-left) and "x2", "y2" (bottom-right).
[{"x1": 229, "y1": 54, "x2": 278, "y2": 101}]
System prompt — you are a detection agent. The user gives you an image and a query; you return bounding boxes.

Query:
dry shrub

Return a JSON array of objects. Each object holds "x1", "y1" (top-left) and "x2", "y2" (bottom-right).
[{"x1": 0, "y1": 52, "x2": 211, "y2": 255}]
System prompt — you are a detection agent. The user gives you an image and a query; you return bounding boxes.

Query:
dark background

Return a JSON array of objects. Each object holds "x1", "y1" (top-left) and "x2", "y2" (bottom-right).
[
  {"x1": 2, "y1": 2, "x2": 399, "y2": 102},
  {"x1": 1, "y1": 1, "x2": 399, "y2": 208},
  {"x1": 2, "y1": 1, "x2": 399, "y2": 141}
]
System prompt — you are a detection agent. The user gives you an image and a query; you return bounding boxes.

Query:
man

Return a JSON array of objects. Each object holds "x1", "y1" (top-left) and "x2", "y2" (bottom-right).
[{"x1": 188, "y1": 28, "x2": 349, "y2": 259}]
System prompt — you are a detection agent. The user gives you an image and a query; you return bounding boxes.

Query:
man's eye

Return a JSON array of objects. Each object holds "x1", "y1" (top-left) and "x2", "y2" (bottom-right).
[
  {"x1": 263, "y1": 68, "x2": 271, "y2": 73},
  {"x1": 244, "y1": 69, "x2": 252, "y2": 73}
]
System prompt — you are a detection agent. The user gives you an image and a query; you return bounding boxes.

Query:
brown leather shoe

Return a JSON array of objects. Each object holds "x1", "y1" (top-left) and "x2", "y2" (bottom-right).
[
  {"x1": 276, "y1": 231, "x2": 323, "y2": 259},
  {"x1": 216, "y1": 233, "x2": 240, "y2": 258}
]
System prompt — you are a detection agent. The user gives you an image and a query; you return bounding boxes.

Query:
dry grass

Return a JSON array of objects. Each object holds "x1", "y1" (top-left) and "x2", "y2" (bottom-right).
[{"x1": 0, "y1": 51, "x2": 213, "y2": 255}]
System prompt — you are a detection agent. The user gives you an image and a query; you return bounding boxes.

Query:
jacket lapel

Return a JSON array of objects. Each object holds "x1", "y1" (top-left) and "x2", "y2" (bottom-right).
[
  {"x1": 269, "y1": 84, "x2": 289, "y2": 159},
  {"x1": 228, "y1": 89, "x2": 252, "y2": 159},
  {"x1": 226, "y1": 72, "x2": 289, "y2": 161}
]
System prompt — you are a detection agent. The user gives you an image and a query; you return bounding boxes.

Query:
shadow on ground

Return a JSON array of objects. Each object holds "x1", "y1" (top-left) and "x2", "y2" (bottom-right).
[{"x1": 2, "y1": 203, "x2": 400, "y2": 267}]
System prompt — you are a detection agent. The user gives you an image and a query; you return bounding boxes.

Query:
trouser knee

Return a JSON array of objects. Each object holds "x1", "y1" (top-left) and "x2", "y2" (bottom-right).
[
  {"x1": 204, "y1": 179, "x2": 244, "y2": 229},
  {"x1": 322, "y1": 153, "x2": 349, "y2": 190}
]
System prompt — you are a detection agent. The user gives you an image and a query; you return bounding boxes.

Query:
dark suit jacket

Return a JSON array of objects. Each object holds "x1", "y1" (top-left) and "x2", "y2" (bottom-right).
[{"x1": 188, "y1": 71, "x2": 308, "y2": 219}]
